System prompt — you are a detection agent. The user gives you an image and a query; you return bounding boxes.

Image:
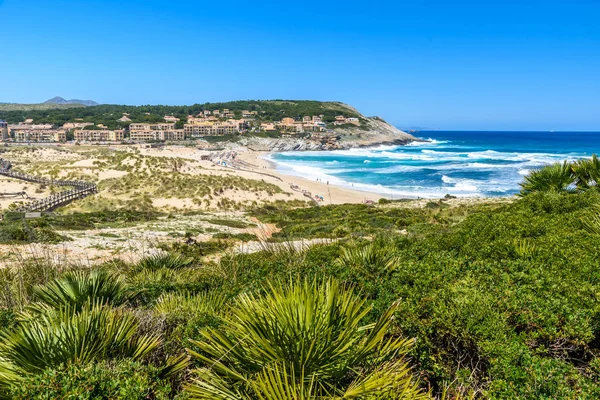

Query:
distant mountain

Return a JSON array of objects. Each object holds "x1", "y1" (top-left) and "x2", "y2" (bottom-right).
[{"x1": 44, "y1": 97, "x2": 99, "y2": 106}]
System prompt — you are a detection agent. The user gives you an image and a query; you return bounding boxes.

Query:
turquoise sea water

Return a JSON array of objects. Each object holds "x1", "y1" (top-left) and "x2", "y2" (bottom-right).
[{"x1": 267, "y1": 131, "x2": 600, "y2": 198}]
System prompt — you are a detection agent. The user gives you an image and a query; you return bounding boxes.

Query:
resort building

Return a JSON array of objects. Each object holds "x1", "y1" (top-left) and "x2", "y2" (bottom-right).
[
  {"x1": 164, "y1": 115, "x2": 180, "y2": 122},
  {"x1": 276, "y1": 116, "x2": 326, "y2": 133},
  {"x1": 260, "y1": 123, "x2": 277, "y2": 132},
  {"x1": 74, "y1": 129, "x2": 125, "y2": 142},
  {"x1": 184, "y1": 122, "x2": 241, "y2": 137},
  {"x1": 118, "y1": 115, "x2": 132, "y2": 122},
  {"x1": 128, "y1": 122, "x2": 184, "y2": 141},
  {"x1": 130, "y1": 129, "x2": 184, "y2": 141},
  {"x1": 129, "y1": 123, "x2": 176, "y2": 132},
  {"x1": 333, "y1": 115, "x2": 359, "y2": 126},
  {"x1": 9, "y1": 123, "x2": 54, "y2": 131},
  {"x1": 14, "y1": 130, "x2": 66, "y2": 142},
  {"x1": 184, "y1": 119, "x2": 247, "y2": 137},
  {"x1": 242, "y1": 110, "x2": 258, "y2": 118}
]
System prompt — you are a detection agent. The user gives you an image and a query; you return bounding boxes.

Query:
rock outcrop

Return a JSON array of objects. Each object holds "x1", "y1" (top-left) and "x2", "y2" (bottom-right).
[{"x1": 237, "y1": 107, "x2": 417, "y2": 151}]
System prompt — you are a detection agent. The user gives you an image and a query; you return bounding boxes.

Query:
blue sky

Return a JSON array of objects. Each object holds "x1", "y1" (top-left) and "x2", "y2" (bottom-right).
[{"x1": 0, "y1": 0, "x2": 599, "y2": 131}]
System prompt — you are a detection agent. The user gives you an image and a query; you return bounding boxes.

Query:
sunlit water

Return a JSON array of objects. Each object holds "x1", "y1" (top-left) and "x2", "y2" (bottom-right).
[{"x1": 267, "y1": 131, "x2": 600, "y2": 198}]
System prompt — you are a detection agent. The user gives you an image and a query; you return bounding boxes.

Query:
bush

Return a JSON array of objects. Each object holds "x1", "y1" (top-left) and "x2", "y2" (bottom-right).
[{"x1": 9, "y1": 360, "x2": 175, "y2": 400}]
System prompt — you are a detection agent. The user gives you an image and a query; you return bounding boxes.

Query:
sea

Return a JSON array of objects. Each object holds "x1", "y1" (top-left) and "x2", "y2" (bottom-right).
[{"x1": 266, "y1": 131, "x2": 600, "y2": 198}]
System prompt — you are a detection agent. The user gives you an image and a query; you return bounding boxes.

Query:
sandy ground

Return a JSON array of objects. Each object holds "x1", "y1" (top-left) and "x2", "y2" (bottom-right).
[
  {"x1": 0, "y1": 212, "x2": 257, "y2": 267},
  {"x1": 0, "y1": 144, "x2": 514, "y2": 266},
  {"x1": 133, "y1": 145, "x2": 383, "y2": 205},
  {"x1": 234, "y1": 149, "x2": 382, "y2": 204},
  {"x1": 0, "y1": 176, "x2": 53, "y2": 210}
]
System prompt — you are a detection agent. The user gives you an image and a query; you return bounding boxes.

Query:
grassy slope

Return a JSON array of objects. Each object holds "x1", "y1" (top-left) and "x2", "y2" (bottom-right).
[{"x1": 2, "y1": 191, "x2": 600, "y2": 398}]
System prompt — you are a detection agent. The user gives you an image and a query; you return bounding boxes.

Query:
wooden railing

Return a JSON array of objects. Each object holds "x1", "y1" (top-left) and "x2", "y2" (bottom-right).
[{"x1": 0, "y1": 157, "x2": 97, "y2": 212}]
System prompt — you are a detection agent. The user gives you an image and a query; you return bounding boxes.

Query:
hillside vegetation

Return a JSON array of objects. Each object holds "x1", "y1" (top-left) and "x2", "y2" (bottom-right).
[
  {"x1": 1, "y1": 161, "x2": 599, "y2": 398},
  {"x1": 0, "y1": 100, "x2": 362, "y2": 129}
]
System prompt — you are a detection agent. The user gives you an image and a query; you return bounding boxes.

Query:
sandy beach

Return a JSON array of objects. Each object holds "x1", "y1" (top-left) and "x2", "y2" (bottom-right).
[
  {"x1": 133, "y1": 145, "x2": 383, "y2": 205},
  {"x1": 233, "y1": 149, "x2": 383, "y2": 205}
]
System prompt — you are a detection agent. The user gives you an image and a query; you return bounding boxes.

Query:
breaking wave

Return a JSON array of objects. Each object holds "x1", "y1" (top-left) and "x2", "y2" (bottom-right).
[{"x1": 267, "y1": 132, "x2": 597, "y2": 198}]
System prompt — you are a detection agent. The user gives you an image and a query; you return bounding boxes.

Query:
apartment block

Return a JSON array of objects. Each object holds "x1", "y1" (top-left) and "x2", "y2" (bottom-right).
[
  {"x1": 129, "y1": 123, "x2": 176, "y2": 132},
  {"x1": 14, "y1": 130, "x2": 66, "y2": 142},
  {"x1": 130, "y1": 129, "x2": 184, "y2": 141},
  {"x1": 184, "y1": 119, "x2": 247, "y2": 137},
  {"x1": 74, "y1": 129, "x2": 125, "y2": 142}
]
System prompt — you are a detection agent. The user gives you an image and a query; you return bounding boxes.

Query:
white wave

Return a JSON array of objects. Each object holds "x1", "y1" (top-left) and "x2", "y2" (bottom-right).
[
  {"x1": 406, "y1": 138, "x2": 450, "y2": 146},
  {"x1": 441, "y1": 175, "x2": 456, "y2": 184},
  {"x1": 454, "y1": 181, "x2": 479, "y2": 192},
  {"x1": 441, "y1": 175, "x2": 479, "y2": 192},
  {"x1": 266, "y1": 144, "x2": 591, "y2": 199},
  {"x1": 373, "y1": 165, "x2": 426, "y2": 174}
]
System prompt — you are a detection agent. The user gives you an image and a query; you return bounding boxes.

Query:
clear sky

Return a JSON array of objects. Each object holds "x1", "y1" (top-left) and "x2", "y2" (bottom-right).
[{"x1": 0, "y1": 0, "x2": 599, "y2": 131}]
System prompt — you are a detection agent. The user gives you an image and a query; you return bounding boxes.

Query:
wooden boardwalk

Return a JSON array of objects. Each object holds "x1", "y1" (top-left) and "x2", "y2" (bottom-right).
[{"x1": 0, "y1": 157, "x2": 97, "y2": 212}]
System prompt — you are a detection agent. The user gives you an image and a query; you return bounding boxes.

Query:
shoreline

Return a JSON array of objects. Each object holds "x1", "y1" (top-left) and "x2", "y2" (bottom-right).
[{"x1": 235, "y1": 149, "x2": 383, "y2": 205}]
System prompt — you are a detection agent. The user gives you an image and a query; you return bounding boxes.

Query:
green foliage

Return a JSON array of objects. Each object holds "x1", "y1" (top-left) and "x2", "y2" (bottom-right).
[
  {"x1": 28, "y1": 270, "x2": 131, "y2": 313},
  {"x1": 135, "y1": 253, "x2": 194, "y2": 272},
  {"x1": 154, "y1": 290, "x2": 228, "y2": 317},
  {"x1": 206, "y1": 218, "x2": 250, "y2": 228},
  {"x1": 2, "y1": 189, "x2": 600, "y2": 398},
  {"x1": 0, "y1": 302, "x2": 161, "y2": 395},
  {"x1": 335, "y1": 242, "x2": 399, "y2": 276},
  {"x1": 0, "y1": 218, "x2": 69, "y2": 244},
  {"x1": 0, "y1": 210, "x2": 162, "y2": 244},
  {"x1": 581, "y1": 205, "x2": 600, "y2": 235},
  {"x1": 253, "y1": 203, "x2": 435, "y2": 239},
  {"x1": 573, "y1": 154, "x2": 600, "y2": 189},
  {"x1": 520, "y1": 155, "x2": 600, "y2": 195},
  {"x1": 519, "y1": 161, "x2": 575, "y2": 195},
  {"x1": 186, "y1": 278, "x2": 426, "y2": 399},
  {"x1": 8, "y1": 360, "x2": 175, "y2": 400},
  {"x1": 212, "y1": 232, "x2": 258, "y2": 241},
  {"x1": 0, "y1": 100, "x2": 361, "y2": 129}
]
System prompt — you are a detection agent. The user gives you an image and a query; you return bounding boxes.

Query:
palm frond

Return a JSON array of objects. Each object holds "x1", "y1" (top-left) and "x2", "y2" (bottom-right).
[
  {"x1": 335, "y1": 243, "x2": 399, "y2": 276},
  {"x1": 186, "y1": 278, "x2": 424, "y2": 399},
  {"x1": 572, "y1": 154, "x2": 600, "y2": 190},
  {"x1": 581, "y1": 205, "x2": 600, "y2": 235},
  {"x1": 519, "y1": 161, "x2": 576, "y2": 196},
  {"x1": 0, "y1": 302, "x2": 160, "y2": 384},
  {"x1": 27, "y1": 270, "x2": 131, "y2": 314},
  {"x1": 154, "y1": 290, "x2": 228, "y2": 316},
  {"x1": 135, "y1": 253, "x2": 193, "y2": 272}
]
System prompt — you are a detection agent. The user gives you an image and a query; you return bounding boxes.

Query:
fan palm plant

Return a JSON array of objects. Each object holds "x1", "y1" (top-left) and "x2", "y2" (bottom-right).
[
  {"x1": 154, "y1": 290, "x2": 228, "y2": 316},
  {"x1": 135, "y1": 253, "x2": 193, "y2": 272},
  {"x1": 519, "y1": 161, "x2": 576, "y2": 196},
  {"x1": 335, "y1": 242, "x2": 399, "y2": 277},
  {"x1": 572, "y1": 154, "x2": 600, "y2": 190},
  {"x1": 0, "y1": 302, "x2": 162, "y2": 397},
  {"x1": 186, "y1": 278, "x2": 427, "y2": 399},
  {"x1": 27, "y1": 270, "x2": 131, "y2": 314},
  {"x1": 581, "y1": 205, "x2": 600, "y2": 235}
]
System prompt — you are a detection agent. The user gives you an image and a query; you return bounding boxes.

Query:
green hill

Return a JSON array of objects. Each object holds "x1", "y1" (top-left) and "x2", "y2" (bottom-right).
[{"x1": 0, "y1": 100, "x2": 364, "y2": 129}]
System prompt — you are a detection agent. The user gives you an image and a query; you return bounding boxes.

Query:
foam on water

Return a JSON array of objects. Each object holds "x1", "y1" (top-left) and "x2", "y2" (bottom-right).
[{"x1": 268, "y1": 131, "x2": 600, "y2": 198}]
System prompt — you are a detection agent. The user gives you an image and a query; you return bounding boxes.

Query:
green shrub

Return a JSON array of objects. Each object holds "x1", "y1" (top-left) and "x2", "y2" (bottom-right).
[{"x1": 9, "y1": 360, "x2": 175, "y2": 400}]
